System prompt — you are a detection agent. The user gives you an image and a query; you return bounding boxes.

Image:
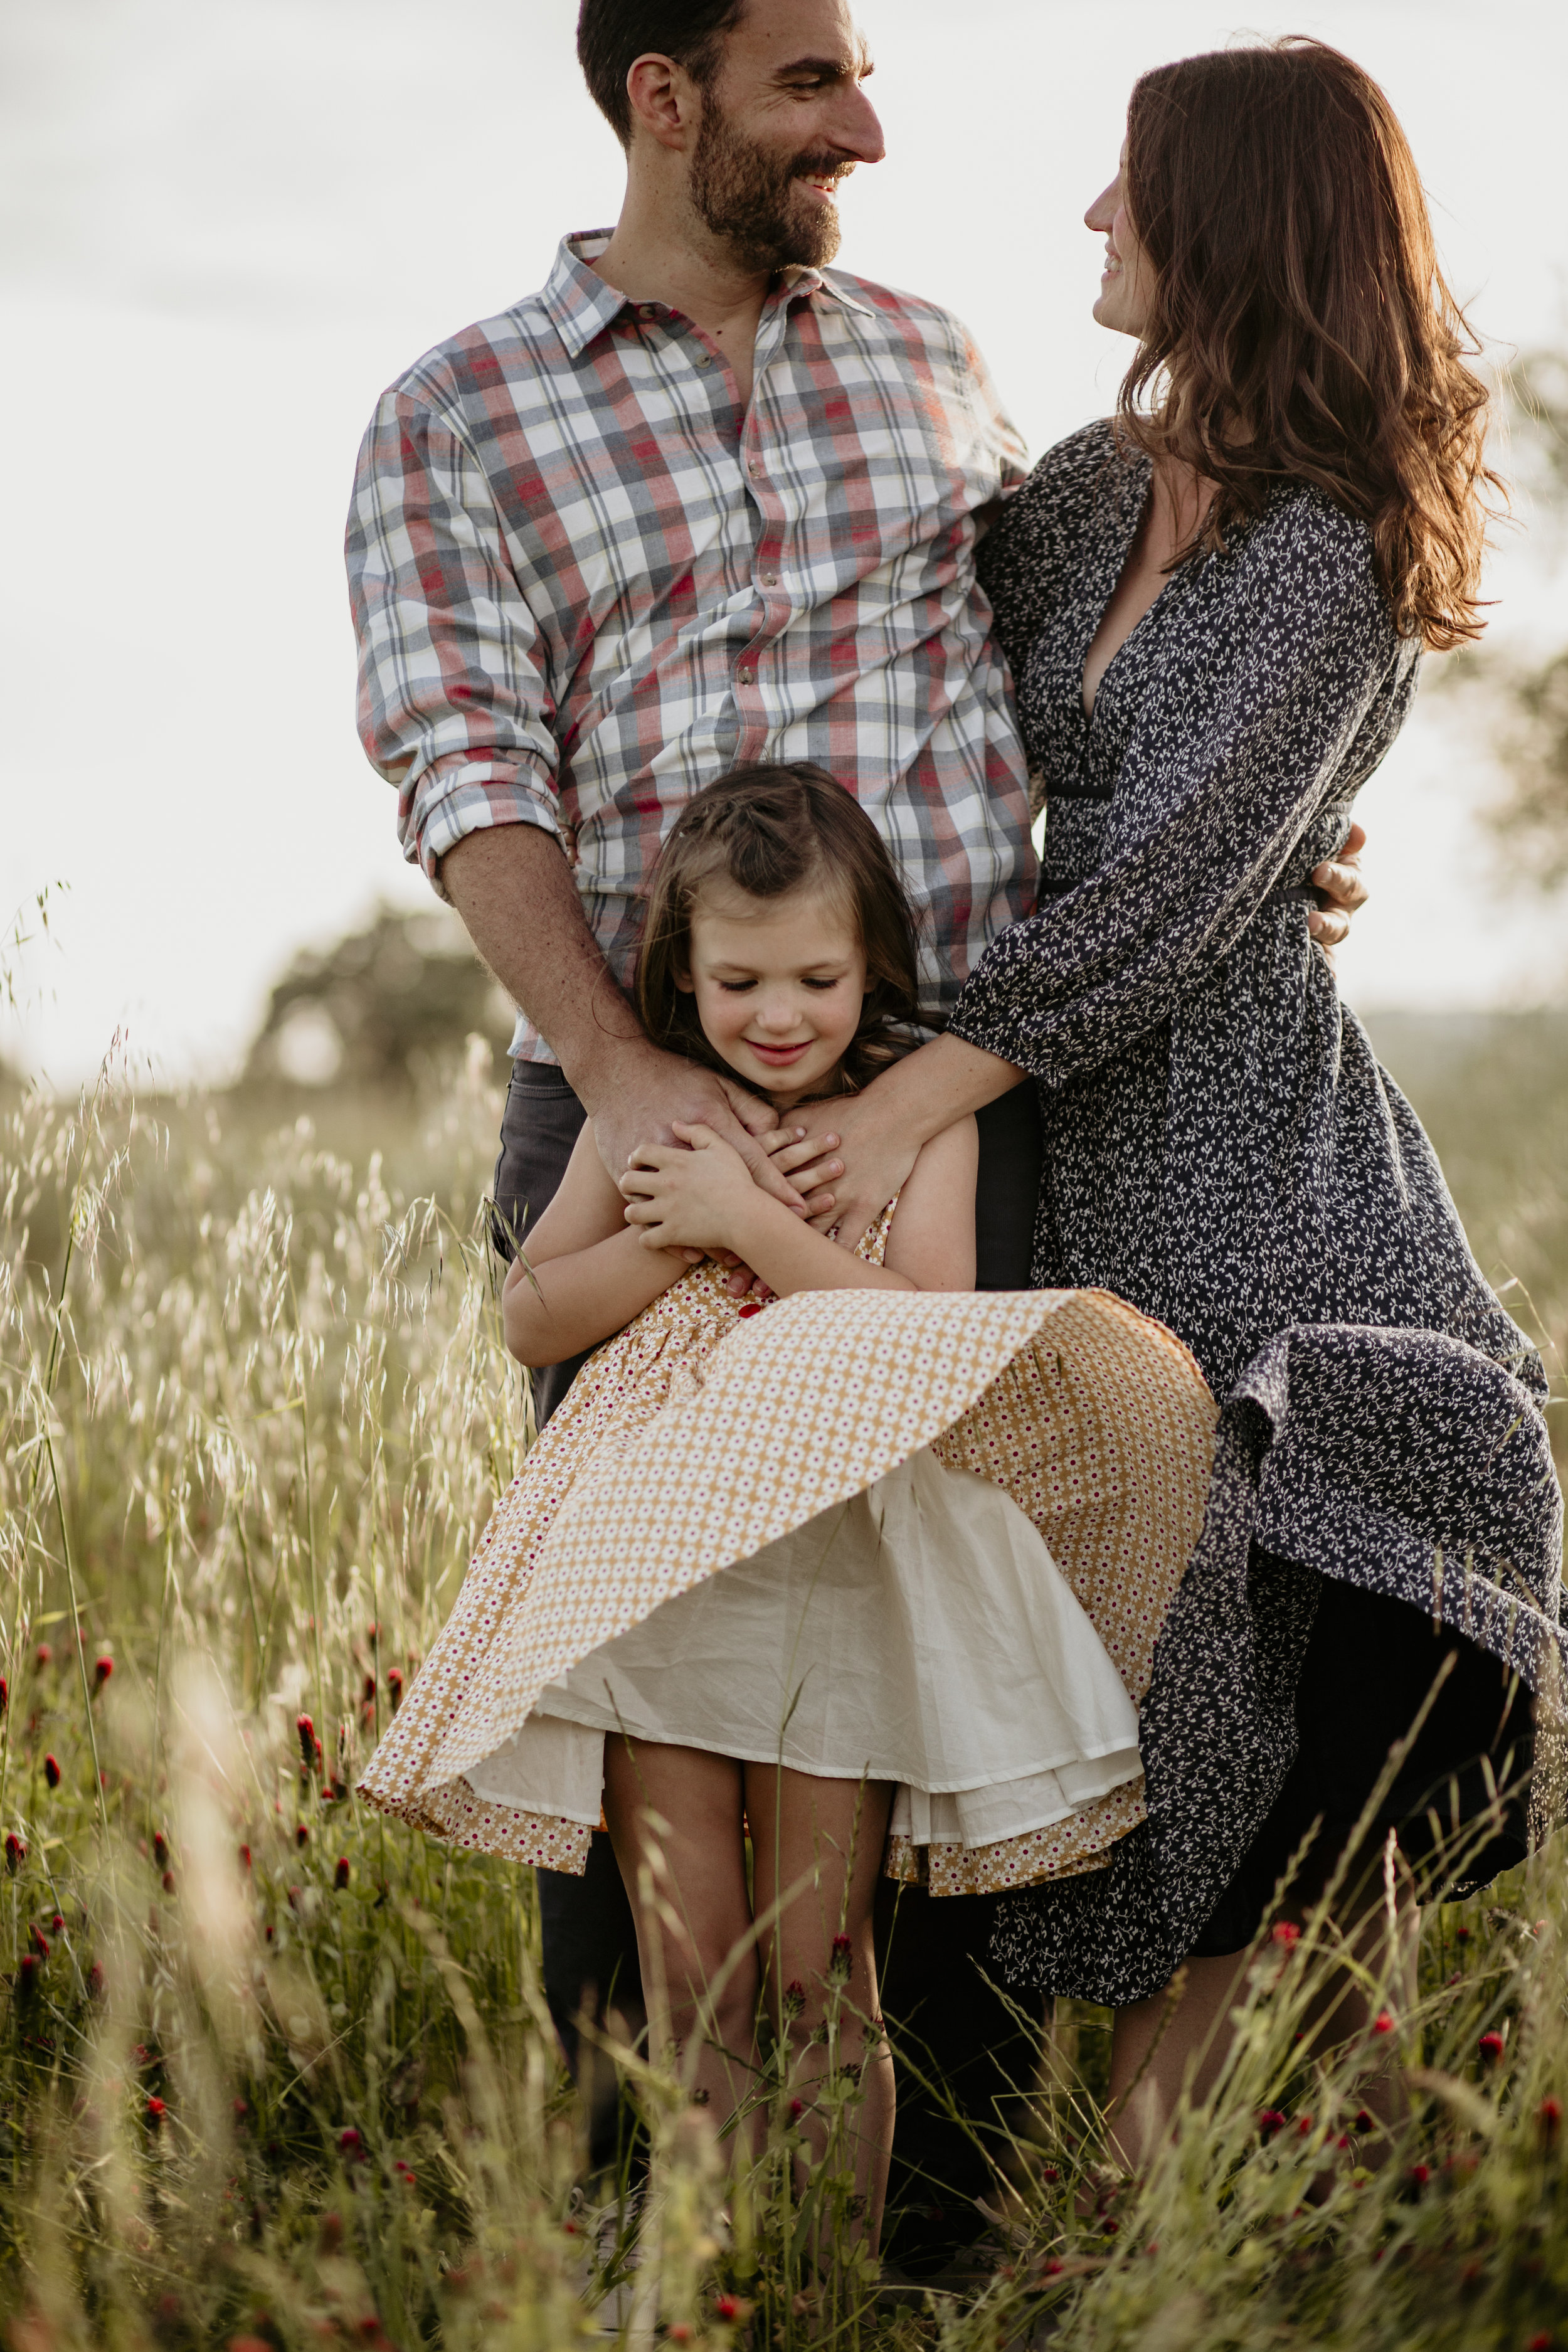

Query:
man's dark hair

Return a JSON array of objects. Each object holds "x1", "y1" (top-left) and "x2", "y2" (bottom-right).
[{"x1": 576, "y1": 0, "x2": 748, "y2": 147}]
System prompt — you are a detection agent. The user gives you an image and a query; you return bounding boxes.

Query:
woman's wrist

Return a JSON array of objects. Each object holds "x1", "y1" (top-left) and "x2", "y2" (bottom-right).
[{"x1": 869, "y1": 1031, "x2": 1024, "y2": 1145}]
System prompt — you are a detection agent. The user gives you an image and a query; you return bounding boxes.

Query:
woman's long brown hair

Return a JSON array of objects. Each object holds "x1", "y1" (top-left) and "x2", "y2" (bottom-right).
[
  {"x1": 633, "y1": 763, "x2": 921, "y2": 1094},
  {"x1": 1121, "y1": 37, "x2": 1498, "y2": 650}
]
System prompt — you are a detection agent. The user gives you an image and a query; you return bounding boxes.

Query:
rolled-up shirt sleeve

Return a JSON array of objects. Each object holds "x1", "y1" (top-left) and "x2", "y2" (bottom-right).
[{"x1": 346, "y1": 384, "x2": 561, "y2": 886}]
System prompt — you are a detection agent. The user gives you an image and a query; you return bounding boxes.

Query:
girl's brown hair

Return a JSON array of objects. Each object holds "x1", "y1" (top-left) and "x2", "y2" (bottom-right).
[
  {"x1": 633, "y1": 763, "x2": 921, "y2": 1093},
  {"x1": 1121, "y1": 37, "x2": 1498, "y2": 650}
]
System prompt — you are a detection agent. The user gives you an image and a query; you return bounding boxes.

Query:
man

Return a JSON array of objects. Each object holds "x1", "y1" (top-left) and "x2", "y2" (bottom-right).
[{"x1": 347, "y1": 0, "x2": 1366, "y2": 2262}]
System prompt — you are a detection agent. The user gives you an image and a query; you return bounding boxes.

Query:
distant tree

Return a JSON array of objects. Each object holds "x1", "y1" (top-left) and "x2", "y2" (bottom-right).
[
  {"x1": 1476, "y1": 643, "x2": 1568, "y2": 887},
  {"x1": 244, "y1": 903, "x2": 511, "y2": 1088},
  {"x1": 1465, "y1": 350, "x2": 1568, "y2": 887}
]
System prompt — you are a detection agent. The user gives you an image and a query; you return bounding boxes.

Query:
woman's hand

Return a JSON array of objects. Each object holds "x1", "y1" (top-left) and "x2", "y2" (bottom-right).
[
  {"x1": 767, "y1": 1093, "x2": 920, "y2": 1247},
  {"x1": 620, "y1": 1123, "x2": 762, "y2": 1255},
  {"x1": 766, "y1": 1033, "x2": 1025, "y2": 1247}
]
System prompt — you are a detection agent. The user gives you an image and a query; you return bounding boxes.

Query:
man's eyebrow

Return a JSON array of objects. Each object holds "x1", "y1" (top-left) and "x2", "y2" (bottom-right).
[{"x1": 773, "y1": 46, "x2": 874, "y2": 82}]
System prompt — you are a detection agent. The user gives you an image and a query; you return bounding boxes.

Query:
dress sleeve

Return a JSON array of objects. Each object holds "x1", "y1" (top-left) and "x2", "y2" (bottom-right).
[
  {"x1": 976, "y1": 421, "x2": 1121, "y2": 686},
  {"x1": 346, "y1": 381, "x2": 563, "y2": 891},
  {"x1": 949, "y1": 507, "x2": 1416, "y2": 1089}
]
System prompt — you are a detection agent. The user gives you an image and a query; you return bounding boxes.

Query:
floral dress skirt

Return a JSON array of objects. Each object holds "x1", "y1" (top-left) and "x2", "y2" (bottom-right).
[{"x1": 358, "y1": 1216, "x2": 1219, "y2": 1898}]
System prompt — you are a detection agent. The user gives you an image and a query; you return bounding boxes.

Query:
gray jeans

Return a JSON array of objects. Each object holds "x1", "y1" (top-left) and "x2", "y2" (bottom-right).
[{"x1": 490, "y1": 1065, "x2": 1047, "y2": 2257}]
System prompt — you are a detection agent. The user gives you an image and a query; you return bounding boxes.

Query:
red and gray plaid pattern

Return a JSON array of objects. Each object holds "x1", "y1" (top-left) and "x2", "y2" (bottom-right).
[{"x1": 347, "y1": 232, "x2": 1037, "y2": 1058}]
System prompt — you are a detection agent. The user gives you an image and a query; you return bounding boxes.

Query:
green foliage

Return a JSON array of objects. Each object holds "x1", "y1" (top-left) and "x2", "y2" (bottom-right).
[
  {"x1": 0, "y1": 1045, "x2": 1565, "y2": 2349},
  {"x1": 244, "y1": 905, "x2": 509, "y2": 1090},
  {"x1": 1449, "y1": 641, "x2": 1568, "y2": 890},
  {"x1": 1438, "y1": 346, "x2": 1568, "y2": 888}
]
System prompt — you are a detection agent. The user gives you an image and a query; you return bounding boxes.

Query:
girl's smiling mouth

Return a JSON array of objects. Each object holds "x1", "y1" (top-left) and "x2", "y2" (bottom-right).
[{"x1": 745, "y1": 1038, "x2": 813, "y2": 1065}]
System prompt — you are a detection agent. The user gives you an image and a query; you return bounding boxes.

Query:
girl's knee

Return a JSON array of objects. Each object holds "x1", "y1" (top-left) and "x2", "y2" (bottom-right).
[{"x1": 657, "y1": 1936, "x2": 760, "y2": 2033}]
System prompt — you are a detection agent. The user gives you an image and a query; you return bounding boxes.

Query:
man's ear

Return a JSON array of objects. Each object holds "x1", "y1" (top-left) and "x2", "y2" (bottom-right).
[{"x1": 625, "y1": 51, "x2": 702, "y2": 154}]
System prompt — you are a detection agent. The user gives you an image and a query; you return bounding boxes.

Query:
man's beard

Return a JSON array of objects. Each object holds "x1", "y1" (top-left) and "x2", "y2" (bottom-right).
[{"x1": 689, "y1": 101, "x2": 849, "y2": 272}]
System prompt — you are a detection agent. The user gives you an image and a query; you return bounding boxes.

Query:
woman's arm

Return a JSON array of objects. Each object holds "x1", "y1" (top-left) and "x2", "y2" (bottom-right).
[
  {"x1": 753, "y1": 1041, "x2": 1022, "y2": 1258},
  {"x1": 786, "y1": 509, "x2": 1407, "y2": 1245},
  {"x1": 622, "y1": 1115, "x2": 978, "y2": 1295},
  {"x1": 502, "y1": 1122, "x2": 691, "y2": 1368}
]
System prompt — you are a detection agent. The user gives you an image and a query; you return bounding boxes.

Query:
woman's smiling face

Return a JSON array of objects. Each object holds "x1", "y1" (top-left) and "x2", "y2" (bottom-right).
[
  {"x1": 1085, "y1": 136, "x2": 1157, "y2": 339},
  {"x1": 680, "y1": 877, "x2": 867, "y2": 1106}
]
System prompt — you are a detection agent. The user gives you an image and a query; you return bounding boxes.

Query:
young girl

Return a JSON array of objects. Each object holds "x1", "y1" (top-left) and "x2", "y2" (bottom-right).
[{"x1": 358, "y1": 763, "x2": 1217, "y2": 2231}]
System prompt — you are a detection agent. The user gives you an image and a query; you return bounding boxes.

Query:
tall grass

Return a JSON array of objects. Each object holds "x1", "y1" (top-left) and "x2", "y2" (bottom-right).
[{"x1": 1, "y1": 1039, "x2": 1565, "y2": 2349}]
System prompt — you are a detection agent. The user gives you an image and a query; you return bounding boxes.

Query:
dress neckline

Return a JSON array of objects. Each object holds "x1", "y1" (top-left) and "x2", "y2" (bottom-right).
[{"x1": 1075, "y1": 448, "x2": 1199, "y2": 728}]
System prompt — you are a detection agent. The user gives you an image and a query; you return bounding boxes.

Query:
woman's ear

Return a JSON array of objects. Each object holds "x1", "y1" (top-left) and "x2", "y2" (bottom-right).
[{"x1": 674, "y1": 963, "x2": 695, "y2": 995}]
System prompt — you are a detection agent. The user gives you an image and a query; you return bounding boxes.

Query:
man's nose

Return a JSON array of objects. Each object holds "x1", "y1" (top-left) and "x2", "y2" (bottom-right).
[{"x1": 831, "y1": 83, "x2": 886, "y2": 166}]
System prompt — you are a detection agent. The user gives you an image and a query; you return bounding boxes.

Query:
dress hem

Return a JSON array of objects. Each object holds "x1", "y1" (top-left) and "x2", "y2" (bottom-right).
[{"x1": 487, "y1": 1706, "x2": 1145, "y2": 1800}]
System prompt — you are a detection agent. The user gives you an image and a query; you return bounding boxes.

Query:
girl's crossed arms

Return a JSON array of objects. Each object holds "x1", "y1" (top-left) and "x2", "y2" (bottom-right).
[{"x1": 502, "y1": 758, "x2": 978, "y2": 1374}]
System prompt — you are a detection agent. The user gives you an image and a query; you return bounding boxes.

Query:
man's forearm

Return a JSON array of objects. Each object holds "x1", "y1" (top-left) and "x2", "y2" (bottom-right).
[
  {"x1": 440, "y1": 823, "x2": 643, "y2": 1101},
  {"x1": 440, "y1": 824, "x2": 797, "y2": 1209}
]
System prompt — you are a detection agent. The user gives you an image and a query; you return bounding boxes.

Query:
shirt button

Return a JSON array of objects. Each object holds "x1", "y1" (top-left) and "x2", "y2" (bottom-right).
[
  {"x1": 760, "y1": 571, "x2": 778, "y2": 588},
  {"x1": 638, "y1": 304, "x2": 657, "y2": 319},
  {"x1": 736, "y1": 665, "x2": 755, "y2": 686},
  {"x1": 747, "y1": 456, "x2": 762, "y2": 478}
]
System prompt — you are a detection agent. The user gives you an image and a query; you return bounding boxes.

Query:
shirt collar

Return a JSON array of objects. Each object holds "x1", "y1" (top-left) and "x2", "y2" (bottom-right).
[
  {"x1": 780, "y1": 263, "x2": 874, "y2": 319},
  {"x1": 543, "y1": 233, "x2": 628, "y2": 359},
  {"x1": 543, "y1": 230, "x2": 874, "y2": 358}
]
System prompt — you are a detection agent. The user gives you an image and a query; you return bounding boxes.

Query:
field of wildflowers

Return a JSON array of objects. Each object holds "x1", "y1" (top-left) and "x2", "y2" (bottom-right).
[{"x1": 1, "y1": 1018, "x2": 1564, "y2": 2351}]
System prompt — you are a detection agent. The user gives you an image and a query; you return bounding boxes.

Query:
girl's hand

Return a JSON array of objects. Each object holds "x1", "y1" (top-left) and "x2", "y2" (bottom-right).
[{"x1": 620, "y1": 1123, "x2": 760, "y2": 1253}]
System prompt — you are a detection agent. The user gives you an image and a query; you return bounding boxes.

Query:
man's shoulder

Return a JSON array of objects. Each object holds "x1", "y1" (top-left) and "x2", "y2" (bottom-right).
[
  {"x1": 815, "y1": 268, "x2": 982, "y2": 363},
  {"x1": 374, "y1": 286, "x2": 578, "y2": 420}
]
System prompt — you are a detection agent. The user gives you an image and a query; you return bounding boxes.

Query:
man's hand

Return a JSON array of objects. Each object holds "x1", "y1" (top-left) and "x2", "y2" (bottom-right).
[
  {"x1": 620, "y1": 1123, "x2": 760, "y2": 1254},
  {"x1": 1309, "y1": 821, "x2": 1369, "y2": 957},
  {"x1": 584, "y1": 1039, "x2": 815, "y2": 1214}
]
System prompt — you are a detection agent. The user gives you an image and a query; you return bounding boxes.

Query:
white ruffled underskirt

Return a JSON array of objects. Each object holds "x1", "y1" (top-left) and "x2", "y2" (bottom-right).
[{"x1": 465, "y1": 1446, "x2": 1142, "y2": 1853}]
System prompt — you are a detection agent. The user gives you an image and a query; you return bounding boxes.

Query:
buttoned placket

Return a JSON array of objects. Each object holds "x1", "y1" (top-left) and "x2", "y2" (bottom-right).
[
  {"x1": 612, "y1": 293, "x2": 777, "y2": 742},
  {"x1": 726, "y1": 282, "x2": 818, "y2": 758}
]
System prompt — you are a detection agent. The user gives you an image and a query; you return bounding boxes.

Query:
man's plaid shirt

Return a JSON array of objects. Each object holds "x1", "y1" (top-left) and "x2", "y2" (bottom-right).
[{"x1": 347, "y1": 232, "x2": 1037, "y2": 1059}]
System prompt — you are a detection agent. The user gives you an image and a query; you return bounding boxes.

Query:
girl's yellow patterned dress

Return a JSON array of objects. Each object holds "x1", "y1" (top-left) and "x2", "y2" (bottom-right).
[{"x1": 358, "y1": 1217, "x2": 1217, "y2": 1899}]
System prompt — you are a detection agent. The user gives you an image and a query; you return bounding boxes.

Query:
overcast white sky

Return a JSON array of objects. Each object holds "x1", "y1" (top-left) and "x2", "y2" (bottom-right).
[{"x1": 3, "y1": 0, "x2": 1566, "y2": 1086}]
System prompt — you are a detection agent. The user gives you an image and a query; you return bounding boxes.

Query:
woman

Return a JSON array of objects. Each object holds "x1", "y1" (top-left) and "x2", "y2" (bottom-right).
[{"x1": 771, "y1": 38, "x2": 1563, "y2": 2162}]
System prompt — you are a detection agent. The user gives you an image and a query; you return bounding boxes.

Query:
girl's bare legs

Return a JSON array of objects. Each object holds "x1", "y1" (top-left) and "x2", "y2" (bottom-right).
[
  {"x1": 746, "y1": 1764, "x2": 896, "y2": 2243},
  {"x1": 603, "y1": 1738, "x2": 761, "y2": 2143}
]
